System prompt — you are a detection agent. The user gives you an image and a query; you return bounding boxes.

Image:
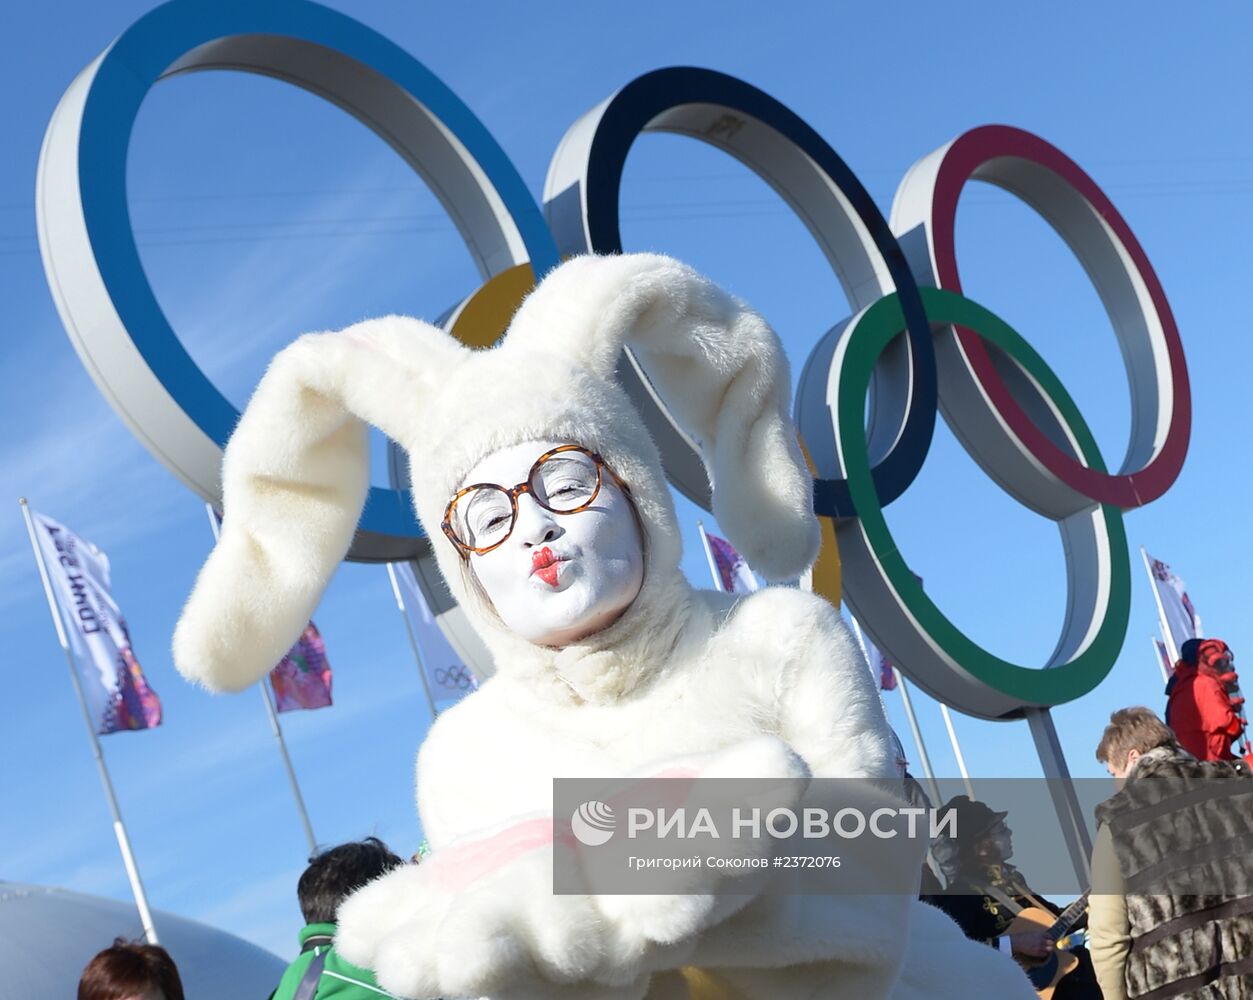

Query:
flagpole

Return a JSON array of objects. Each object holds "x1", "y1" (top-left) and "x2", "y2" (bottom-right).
[
  {"x1": 847, "y1": 616, "x2": 941, "y2": 804},
  {"x1": 259, "y1": 680, "x2": 317, "y2": 857},
  {"x1": 696, "y1": 521, "x2": 726, "y2": 592},
  {"x1": 386, "y1": 561, "x2": 440, "y2": 720},
  {"x1": 938, "y1": 703, "x2": 975, "y2": 800},
  {"x1": 892, "y1": 670, "x2": 942, "y2": 807},
  {"x1": 1140, "y1": 545, "x2": 1180, "y2": 664},
  {"x1": 204, "y1": 504, "x2": 317, "y2": 858},
  {"x1": 1151, "y1": 636, "x2": 1170, "y2": 686},
  {"x1": 20, "y1": 498, "x2": 160, "y2": 944}
]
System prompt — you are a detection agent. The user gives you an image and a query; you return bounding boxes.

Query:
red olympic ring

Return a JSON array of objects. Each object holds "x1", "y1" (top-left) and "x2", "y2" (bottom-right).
[{"x1": 905, "y1": 124, "x2": 1190, "y2": 511}]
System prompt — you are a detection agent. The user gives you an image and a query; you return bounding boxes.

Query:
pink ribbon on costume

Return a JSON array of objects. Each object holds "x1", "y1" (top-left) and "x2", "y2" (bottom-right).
[{"x1": 428, "y1": 766, "x2": 700, "y2": 892}]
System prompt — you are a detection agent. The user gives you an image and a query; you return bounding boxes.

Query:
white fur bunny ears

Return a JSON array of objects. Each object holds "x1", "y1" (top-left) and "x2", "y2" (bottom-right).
[{"x1": 173, "y1": 253, "x2": 818, "y2": 692}]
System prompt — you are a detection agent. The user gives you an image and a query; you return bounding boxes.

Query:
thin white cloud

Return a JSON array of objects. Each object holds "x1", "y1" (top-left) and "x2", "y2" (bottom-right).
[
  {"x1": 147, "y1": 152, "x2": 474, "y2": 407},
  {"x1": 0, "y1": 372, "x2": 184, "y2": 616}
]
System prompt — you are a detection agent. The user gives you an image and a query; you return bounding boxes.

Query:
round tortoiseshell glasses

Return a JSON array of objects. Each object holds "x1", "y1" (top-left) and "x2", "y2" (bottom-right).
[{"x1": 442, "y1": 445, "x2": 631, "y2": 557}]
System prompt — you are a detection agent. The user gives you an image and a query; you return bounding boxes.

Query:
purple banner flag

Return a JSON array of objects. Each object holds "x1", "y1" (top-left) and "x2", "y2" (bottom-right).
[
  {"x1": 270, "y1": 622, "x2": 332, "y2": 714},
  {"x1": 701, "y1": 529, "x2": 759, "y2": 594},
  {"x1": 878, "y1": 652, "x2": 899, "y2": 692}
]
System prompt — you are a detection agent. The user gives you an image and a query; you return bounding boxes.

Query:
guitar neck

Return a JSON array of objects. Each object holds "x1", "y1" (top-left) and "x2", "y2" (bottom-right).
[{"x1": 1049, "y1": 890, "x2": 1090, "y2": 941}]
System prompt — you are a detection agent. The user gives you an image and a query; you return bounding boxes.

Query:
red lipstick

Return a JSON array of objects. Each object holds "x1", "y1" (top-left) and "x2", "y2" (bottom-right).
[{"x1": 531, "y1": 546, "x2": 561, "y2": 587}]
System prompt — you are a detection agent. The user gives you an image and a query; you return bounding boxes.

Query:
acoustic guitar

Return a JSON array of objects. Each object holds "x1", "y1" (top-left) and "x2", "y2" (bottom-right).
[{"x1": 1007, "y1": 890, "x2": 1090, "y2": 999}]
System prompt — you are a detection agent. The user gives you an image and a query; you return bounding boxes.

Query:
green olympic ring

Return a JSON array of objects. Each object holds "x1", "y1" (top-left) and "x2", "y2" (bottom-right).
[{"x1": 833, "y1": 287, "x2": 1130, "y2": 717}]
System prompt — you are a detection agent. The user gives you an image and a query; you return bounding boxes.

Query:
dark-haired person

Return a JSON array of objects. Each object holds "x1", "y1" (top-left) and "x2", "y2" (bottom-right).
[
  {"x1": 271, "y1": 837, "x2": 405, "y2": 1000},
  {"x1": 78, "y1": 938, "x2": 184, "y2": 1000},
  {"x1": 1091, "y1": 706, "x2": 1253, "y2": 1000}
]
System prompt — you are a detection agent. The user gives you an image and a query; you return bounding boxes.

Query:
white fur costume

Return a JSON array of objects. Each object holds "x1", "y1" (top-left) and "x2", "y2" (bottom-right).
[{"x1": 174, "y1": 254, "x2": 1034, "y2": 999}]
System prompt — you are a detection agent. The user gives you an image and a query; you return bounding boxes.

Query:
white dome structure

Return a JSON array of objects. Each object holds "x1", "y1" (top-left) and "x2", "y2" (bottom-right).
[{"x1": 0, "y1": 881, "x2": 287, "y2": 998}]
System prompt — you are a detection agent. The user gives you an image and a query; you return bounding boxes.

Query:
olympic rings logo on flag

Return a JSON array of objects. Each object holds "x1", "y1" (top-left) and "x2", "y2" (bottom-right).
[
  {"x1": 37, "y1": 0, "x2": 1190, "y2": 719},
  {"x1": 434, "y1": 665, "x2": 475, "y2": 692}
]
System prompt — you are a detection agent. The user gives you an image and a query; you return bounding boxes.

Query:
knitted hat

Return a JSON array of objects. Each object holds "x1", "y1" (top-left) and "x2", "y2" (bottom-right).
[{"x1": 173, "y1": 254, "x2": 819, "y2": 692}]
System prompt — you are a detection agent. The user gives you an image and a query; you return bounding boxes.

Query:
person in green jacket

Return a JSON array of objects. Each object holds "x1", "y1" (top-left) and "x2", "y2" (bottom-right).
[{"x1": 270, "y1": 837, "x2": 405, "y2": 1000}]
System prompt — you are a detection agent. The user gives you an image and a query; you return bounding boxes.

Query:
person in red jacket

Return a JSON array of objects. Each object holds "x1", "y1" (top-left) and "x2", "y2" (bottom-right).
[{"x1": 1165, "y1": 637, "x2": 1245, "y2": 761}]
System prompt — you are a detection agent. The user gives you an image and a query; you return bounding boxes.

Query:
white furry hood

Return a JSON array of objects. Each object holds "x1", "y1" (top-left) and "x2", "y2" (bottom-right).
[{"x1": 173, "y1": 253, "x2": 818, "y2": 697}]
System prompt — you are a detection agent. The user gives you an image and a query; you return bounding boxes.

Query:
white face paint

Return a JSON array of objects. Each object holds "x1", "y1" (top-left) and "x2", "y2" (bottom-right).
[{"x1": 457, "y1": 440, "x2": 645, "y2": 646}]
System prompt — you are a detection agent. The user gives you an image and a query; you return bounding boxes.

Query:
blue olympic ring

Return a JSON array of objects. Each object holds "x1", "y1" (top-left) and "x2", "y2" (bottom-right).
[{"x1": 56, "y1": 0, "x2": 558, "y2": 557}]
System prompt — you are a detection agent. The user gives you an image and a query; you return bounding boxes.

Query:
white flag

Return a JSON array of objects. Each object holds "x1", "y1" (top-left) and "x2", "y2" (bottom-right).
[
  {"x1": 31, "y1": 511, "x2": 161, "y2": 734},
  {"x1": 392, "y1": 562, "x2": 478, "y2": 709},
  {"x1": 1145, "y1": 551, "x2": 1203, "y2": 657}
]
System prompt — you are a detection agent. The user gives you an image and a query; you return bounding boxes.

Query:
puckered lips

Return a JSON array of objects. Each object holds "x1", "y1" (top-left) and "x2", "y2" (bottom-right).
[{"x1": 530, "y1": 546, "x2": 566, "y2": 587}]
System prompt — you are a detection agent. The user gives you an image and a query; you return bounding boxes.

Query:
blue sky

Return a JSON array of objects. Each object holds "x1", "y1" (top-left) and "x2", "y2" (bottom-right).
[{"x1": 4, "y1": 0, "x2": 1253, "y2": 961}]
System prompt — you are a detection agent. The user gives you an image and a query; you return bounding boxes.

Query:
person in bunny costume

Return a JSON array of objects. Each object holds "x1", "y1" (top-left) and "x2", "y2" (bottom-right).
[{"x1": 173, "y1": 254, "x2": 1034, "y2": 999}]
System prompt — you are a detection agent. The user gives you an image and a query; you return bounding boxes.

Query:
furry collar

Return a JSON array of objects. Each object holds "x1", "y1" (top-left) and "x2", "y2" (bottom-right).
[
  {"x1": 478, "y1": 569, "x2": 700, "y2": 706},
  {"x1": 1129, "y1": 744, "x2": 1192, "y2": 775}
]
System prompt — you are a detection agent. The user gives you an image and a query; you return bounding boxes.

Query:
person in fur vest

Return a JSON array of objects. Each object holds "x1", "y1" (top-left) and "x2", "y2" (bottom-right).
[
  {"x1": 1091, "y1": 706, "x2": 1253, "y2": 999},
  {"x1": 172, "y1": 254, "x2": 1035, "y2": 999},
  {"x1": 1165, "y1": 638, "x2": 1246, "y2": 761}
]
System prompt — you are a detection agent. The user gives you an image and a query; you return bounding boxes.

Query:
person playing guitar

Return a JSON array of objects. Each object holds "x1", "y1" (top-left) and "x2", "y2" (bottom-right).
[{"x1": 923, "y1": 796, "x2": 1100, "y2": 1000}]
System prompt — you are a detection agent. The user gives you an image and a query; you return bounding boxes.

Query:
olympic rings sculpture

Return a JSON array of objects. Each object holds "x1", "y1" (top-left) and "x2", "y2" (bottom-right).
[{"x1": 37, "y1": 0, "x2": 1189, "y2": 719}]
